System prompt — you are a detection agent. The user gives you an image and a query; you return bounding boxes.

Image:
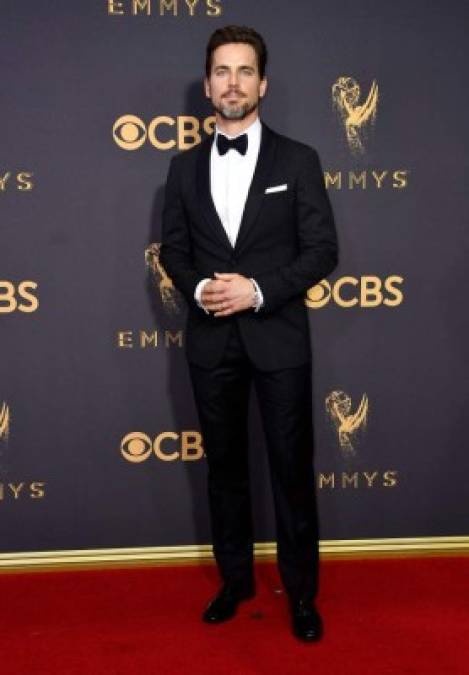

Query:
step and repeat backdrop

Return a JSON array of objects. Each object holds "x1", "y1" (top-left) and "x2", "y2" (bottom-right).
[{"x1": 1, "y1": 1, "x2": 468, "y2": 554}]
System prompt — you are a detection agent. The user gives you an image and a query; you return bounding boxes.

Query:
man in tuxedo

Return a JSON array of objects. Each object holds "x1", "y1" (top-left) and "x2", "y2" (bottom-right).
[{"x1": 160, "y1": 25, "x2": 338, "y2": 642}]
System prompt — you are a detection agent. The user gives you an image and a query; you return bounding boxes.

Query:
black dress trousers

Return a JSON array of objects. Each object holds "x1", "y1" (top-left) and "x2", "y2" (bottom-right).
[{"x1": 188, "y1": 319, "x2": 319, "y2": 603}]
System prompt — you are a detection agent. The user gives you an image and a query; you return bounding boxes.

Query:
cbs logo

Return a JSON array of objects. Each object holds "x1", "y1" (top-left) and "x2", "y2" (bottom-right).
[
  {"x1": 0, "y1": 281, "x2": 39, "y2": 313},
  {"x1": 306, "y1": 275, "x2": 404, "y2": 309},
  {"x1": 113, "y1": 115, "x2": 216, "y2": 151},
  {"x1": 120, "y1": 431, "x2": 205, "y2": 463}
]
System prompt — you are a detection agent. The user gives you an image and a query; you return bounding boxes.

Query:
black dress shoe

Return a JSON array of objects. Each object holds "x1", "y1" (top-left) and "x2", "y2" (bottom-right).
[
  {"x1": 290, "y1": 600, "x2": 323, "y2": 642},
  {"x1": 202, "y1": 582, "x2": 256, "y2": 623}
]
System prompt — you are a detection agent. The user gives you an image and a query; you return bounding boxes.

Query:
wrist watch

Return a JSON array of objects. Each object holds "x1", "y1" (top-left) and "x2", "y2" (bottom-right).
[{"x1": 250, "y1": 278, "x2": 260, "y2": 309}]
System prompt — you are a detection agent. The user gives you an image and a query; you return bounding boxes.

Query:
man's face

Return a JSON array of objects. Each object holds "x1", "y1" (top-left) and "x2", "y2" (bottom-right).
[{"x1": 204, "y1": 42, "x2": 267, "y2": 121}]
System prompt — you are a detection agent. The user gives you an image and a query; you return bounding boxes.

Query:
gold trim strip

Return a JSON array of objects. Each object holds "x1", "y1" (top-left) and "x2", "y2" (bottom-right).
[{"x1": 0, "y1": 537, "x2": 468, "y2": 572}]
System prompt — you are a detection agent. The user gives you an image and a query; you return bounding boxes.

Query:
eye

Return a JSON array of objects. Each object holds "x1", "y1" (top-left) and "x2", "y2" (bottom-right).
[
  {"x1": 121, "y1": 432, "x2": 152, "y2": 463},
  {"x1": 113, "y1": 115, "x2": 147, "y2": 150}
]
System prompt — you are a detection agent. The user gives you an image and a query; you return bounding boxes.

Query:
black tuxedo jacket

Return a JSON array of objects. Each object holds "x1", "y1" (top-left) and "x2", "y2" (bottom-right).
[{"x1": 160, "y1": 121, "x2": 338, "y2": 371}]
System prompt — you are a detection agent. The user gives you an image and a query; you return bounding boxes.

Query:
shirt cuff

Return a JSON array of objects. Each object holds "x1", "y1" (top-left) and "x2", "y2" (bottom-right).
[
  {"x1": 194, "y1": 278, "x2": 211, "y2": 314},
  {"x1": 250, "y1": 278, "x2": 264, "y2": 312}
]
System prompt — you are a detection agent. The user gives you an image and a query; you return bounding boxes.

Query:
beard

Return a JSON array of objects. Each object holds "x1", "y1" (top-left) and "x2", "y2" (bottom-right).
[{"x1": 213, "y1": 94, "x2": 259, "y2": 120}]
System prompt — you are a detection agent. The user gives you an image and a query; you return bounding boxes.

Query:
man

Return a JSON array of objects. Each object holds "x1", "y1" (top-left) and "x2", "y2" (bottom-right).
[{"x1": 160, "y1": 25, "x2": 338, "y2": 642}]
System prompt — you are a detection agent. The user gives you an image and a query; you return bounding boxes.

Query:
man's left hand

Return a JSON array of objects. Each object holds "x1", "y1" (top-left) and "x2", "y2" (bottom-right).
[{"x1": 210, "y1": 273, "x2": 256, "y2": 317}]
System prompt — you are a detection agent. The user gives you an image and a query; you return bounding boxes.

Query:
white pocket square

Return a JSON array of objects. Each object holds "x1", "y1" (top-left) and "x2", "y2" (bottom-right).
[{"x1": 265, "y1": 184, "x2": 288, "y2": 194}]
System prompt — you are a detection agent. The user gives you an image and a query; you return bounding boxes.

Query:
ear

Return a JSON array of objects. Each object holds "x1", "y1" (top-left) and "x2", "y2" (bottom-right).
[
  {"x1": 204, "y1": 77, "x2": 211, "y2": 99},
  {"x1": 259, "y1": 77, "x2": 268, "y2": 99}
]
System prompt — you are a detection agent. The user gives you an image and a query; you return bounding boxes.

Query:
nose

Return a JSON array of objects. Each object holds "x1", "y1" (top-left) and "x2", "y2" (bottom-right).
[{"x1": 228, "y1": 70, "x2": 239, "y2": 88}]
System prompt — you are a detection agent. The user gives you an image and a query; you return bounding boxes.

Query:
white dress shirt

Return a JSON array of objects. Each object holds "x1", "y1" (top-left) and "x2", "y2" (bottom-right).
[{"x1": 194, "y1": 116, "x2": 264, "y2": 312}]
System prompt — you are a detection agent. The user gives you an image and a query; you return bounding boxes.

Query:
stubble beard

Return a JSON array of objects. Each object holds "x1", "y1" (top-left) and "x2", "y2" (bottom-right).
[{"x1": 213, "y1": 96, "x2": 259, "y2": 121}]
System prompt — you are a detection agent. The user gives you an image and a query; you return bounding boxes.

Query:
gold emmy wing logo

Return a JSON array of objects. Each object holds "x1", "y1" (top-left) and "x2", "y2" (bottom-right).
[
  {"x1": 0, "y1": 402, "x2": 10, "y2": 441},
  {"x1": 145, "y1": 242, "x2": 181, "y2": 313},
  {"x1": 332, "y1": 77, "x2": 379, "y2": 154},
  {"x1": 326, "y1": 391, "x2": 368, "y2": 455}
]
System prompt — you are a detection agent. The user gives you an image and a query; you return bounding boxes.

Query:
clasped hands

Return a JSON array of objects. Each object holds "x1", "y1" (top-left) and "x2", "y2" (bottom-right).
[{"x1": 201, "y1": 273, "x2": 256, "y2": 317}]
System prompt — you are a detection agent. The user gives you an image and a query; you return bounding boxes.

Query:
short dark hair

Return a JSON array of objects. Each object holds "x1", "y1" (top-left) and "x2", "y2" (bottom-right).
[{"x1": 205, "y1": 25, "x2": 268, "y2": 79}]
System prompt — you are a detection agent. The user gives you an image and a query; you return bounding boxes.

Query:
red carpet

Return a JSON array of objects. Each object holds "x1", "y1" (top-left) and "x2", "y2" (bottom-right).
[{"x1": 0, "y1": 556, "x2": 468, "y2": 674}]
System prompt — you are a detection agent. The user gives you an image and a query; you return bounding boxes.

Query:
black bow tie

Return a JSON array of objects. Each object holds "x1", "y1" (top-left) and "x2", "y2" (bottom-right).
[{"x1": 216, "y1": 133, "x2": 248, "y2": 156}]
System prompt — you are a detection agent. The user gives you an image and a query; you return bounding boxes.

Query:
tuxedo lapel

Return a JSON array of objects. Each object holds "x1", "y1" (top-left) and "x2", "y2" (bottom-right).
[
  {"x1": 196, "y1": 134, "x2": 233, "y2": 251},
  {"x1": 234, "y1": 122, "x2": 278, "y2": 253},
  {"x1": 195, "y1": 121, "x2": 278, "y2": 254}
]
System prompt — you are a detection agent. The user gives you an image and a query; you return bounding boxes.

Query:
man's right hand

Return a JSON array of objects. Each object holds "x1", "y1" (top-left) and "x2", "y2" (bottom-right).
[
  {"x1": 201, "y1": 274, "x2": 258, "y2": 316},
  {"x1": 200, "y1": 278, "x2": 230, "y2": 313}
]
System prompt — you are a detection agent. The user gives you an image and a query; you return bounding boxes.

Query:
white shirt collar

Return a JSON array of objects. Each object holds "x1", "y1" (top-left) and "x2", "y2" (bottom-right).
[{"x1": 214, "y1": 116, "x2": 261, "y2": 143}]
